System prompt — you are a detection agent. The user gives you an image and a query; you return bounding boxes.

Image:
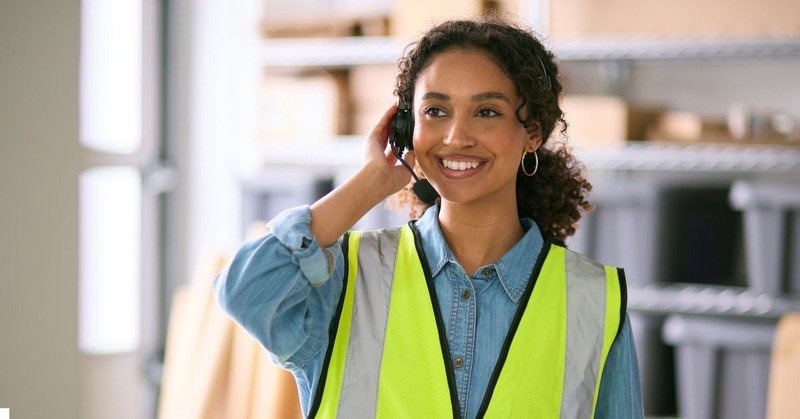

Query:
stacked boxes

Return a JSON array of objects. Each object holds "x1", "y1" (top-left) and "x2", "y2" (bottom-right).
[
  {"x1": 560, "y1": 96, "x2": 663, "y2": 149},
  {"x1": 550, "y1": 0, "x2": 800, "y2": 37}
]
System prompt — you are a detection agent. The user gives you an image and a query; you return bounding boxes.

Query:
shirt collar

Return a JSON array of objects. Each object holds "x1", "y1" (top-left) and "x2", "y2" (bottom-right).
[{"x1": 412, "y1": 204, "x2": 545, "y2": 303}]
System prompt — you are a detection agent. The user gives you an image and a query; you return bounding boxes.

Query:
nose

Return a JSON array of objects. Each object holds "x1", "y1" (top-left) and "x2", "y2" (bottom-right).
[{"x1": 442, "y1": 114, "x2": 476, "y2": 149}]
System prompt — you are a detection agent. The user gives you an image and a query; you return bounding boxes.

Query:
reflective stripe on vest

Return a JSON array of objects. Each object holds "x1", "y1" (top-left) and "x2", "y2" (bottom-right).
[{"x1": 310, "y1": 224, "x2": 624, "y2": 418}]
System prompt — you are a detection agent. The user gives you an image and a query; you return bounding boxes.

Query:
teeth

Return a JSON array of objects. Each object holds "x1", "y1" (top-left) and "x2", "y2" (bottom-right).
[{"x1": 442, "y1": 159, "x2": 479, "y2": 171}]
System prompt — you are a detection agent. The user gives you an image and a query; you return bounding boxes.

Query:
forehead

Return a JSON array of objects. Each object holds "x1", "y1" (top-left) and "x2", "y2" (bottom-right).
[{"x1": 414, "y1": 48, "x2": 517, "y2": 97}]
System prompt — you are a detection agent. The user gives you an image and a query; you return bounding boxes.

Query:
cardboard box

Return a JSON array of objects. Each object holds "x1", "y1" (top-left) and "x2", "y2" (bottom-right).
[
  {"x1": 261, "y1": 0, "x2": 392, "y2": 37},
  {"x1": 349, "y1": 64, "x2": 398, "y2": 135},
  {"x1": 258, "y1": 72, "x2": 344, "y2": 141},
  {"x1": 767, "y1": 314, "x2": 800, "y2": 419},
  {"x1": 648, "y1": 111, "x2": 731, "y2": 143},
  {"x1": 560, "y1": 95, "x2": 662, "y2": 148},
  {"x1": 550, "y1": 0, "x2": 800, "y2": 37},
  {"x1": 648, "y1": 110, "x2": 800, "y2": 145},
  {"x1": 391, "y1": 0, "x2": 521, "y2": 38}
]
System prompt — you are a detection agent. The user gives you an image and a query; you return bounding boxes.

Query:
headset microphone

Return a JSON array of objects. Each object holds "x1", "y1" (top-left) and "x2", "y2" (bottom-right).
[
  {"x1": 389, "y1": 99, "x2": 440, "y2": 205},
  {"x1": 411, "y1": 179, "x2": 439, "y2": 205}
]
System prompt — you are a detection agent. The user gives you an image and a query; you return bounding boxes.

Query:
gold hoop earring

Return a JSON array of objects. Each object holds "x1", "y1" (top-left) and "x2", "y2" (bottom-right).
[{"x1": 521, "y1": 149, "x2": 538, "y2": 177}]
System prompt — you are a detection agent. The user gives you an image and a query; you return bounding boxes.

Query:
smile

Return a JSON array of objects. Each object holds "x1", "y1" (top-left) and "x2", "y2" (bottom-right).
[{"x1": 441, "y1": 159, "x2": 482, "y2": 171}]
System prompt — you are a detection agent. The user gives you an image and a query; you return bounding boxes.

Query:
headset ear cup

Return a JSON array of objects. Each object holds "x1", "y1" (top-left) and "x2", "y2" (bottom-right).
[{"x1": 390, "y1": 100, "x2": 414, "y2": 152}]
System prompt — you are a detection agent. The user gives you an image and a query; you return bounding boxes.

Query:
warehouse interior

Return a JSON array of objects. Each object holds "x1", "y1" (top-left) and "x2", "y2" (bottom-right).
[{"x1": 2, "y1": 0, "x2": 800, "y2": 418}]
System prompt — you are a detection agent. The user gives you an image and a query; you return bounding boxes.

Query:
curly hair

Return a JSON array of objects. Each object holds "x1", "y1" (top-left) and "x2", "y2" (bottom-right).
[{"x1": 388, "y1": 15, "x2": 592, "y2": 245}]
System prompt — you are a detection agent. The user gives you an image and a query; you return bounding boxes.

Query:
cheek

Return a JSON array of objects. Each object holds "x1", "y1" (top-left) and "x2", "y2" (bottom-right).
[
  {"x1": 412, "y1": 125, "x2": 436, "y2": 154},
  {"x1": 496, "y1": 128, "x2": 530, "y2": 153},
  {"x1": 411, "y1": 129, "x2": 437, "y2": 171}
]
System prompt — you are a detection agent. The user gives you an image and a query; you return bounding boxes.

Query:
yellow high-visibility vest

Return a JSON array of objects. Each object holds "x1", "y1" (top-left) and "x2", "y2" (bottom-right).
[{"x1": 308, "y1": 223, "x2": 625, "y2": 418}]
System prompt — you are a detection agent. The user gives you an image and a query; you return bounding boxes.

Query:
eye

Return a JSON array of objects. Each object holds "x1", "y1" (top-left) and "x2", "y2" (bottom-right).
[
  {"x1": 477, "y1": 108, "x2": 500, "y2": 117},
  {"x1": 423, "y1": 106, "x2": 448, "y2": 117}
]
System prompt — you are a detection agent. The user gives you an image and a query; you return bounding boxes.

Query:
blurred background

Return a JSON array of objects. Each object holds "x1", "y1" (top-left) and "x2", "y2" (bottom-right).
[{"x1": 2, "y1": 0, "x2": 800, "y2": 418}]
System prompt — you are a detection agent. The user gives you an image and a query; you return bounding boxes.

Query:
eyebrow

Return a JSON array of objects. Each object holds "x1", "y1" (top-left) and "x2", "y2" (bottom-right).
[
  {"x1": 472, "y1": 91, "x2": 511, "y2": 103},
  {"x1": 420, "y1": 91, "x2": 511, "y2": 103}
]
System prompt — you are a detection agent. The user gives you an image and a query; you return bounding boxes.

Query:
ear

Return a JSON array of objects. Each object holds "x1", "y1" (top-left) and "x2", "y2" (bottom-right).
[{"x1": 526, "y1": 121, "x2": 544, "y2": 151}]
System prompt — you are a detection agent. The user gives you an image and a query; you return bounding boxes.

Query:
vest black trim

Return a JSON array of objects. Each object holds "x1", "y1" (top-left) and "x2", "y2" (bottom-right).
[
  {"x1": 307, "y1": 232, "x2": 351, "y2": 419},
  {"x1": 475, "y1": 241, "x2": 552, "y2": 418},
  {"x1": 409, "y1": 221, "x2": 462, "y2": 418},
  {"x1": 617, "y1": 267, "x2": 628, "y2": 338}
]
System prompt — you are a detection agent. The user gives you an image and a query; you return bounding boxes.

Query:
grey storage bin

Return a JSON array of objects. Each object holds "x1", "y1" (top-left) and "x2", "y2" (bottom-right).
[
  {"x1": 729, "y1": 181, "x2": 800, "y2": 296},
  {"x1": 663, "y1": 314, "x2": 776, "y2": 419},
  {"x1": 568, "y1": 181, "x2": 660, "y2": 286}
]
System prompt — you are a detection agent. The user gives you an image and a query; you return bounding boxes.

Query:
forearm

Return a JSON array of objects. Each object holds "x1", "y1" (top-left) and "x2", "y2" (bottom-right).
[{"x1": 310, "y1": 166, "x2": 397, "y2": 247}]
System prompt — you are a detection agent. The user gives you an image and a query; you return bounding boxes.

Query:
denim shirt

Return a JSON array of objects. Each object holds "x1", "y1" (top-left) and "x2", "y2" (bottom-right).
[{"x1": 214, "y1": 204, "x2": 644, "y2": 418}]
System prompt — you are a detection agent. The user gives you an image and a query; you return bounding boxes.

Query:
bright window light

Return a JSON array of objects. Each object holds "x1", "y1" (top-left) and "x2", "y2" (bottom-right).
[
  {"x1": 79, "y1": 166, "x2": 141, "y2": 354},
  {"x1": 80, "y1": 0, "x2": 142, "y2": 154}
]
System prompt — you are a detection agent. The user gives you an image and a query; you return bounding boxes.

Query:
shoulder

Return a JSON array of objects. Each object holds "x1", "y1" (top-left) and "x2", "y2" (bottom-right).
[{"x1": 559, "y1": 245, "x2": 628, "y2": 337}]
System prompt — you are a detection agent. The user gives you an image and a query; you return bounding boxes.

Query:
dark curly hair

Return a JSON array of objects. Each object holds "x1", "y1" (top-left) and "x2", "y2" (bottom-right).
[{"x1": 389, "y1": 15, "x2": 592, "y2": 245}]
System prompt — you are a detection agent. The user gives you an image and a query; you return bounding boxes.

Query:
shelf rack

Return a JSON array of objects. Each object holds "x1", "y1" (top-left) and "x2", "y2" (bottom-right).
[
  {"x1": 260, "y1": 35, "x2": 800, "y2": 68},
  {"x1": 258, "y1": 138, "x2": 800, "y2": 174},
  {"x1": 258, "y1": 35, "x2": 800, "y2": 174},
  {"x1": 575, "y1": 142, "x2": 800, "y2": 173},
  {"x1": 628, "y1": 283, "x2": 800, "y2": 319}
]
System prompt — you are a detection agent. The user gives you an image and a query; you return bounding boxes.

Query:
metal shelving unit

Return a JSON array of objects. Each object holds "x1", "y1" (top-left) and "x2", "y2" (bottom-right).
[
  {"x1": 256, "y1": 34, "x2": 800, "y2": 319},
  {"x1": 576, "y1": 142, "x2": 800, "y2": 173},
  {"x1": 258, "y1": 138, "x2": 800, "y2": 174},
  {"x1": 260, "y1": 35, "x2": 800, "y2": 68},
  {"x1": 629, "y1": 284, "x2": 800, "y2": 319}
]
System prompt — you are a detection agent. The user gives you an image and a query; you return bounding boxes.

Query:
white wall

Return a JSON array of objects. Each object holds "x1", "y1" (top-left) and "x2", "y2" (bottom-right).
[
  {"x1": 0, "y1": 1, "x2": 82, "y2": 418},
  {"x1": 176, "y1": 0, "x2": 260, "y2": 281}
]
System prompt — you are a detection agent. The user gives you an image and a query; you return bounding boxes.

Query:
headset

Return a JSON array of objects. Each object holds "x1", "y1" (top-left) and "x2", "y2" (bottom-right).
[
  {"x1": 390, "y1": 99, "x2": 414, "y2": 153},
  {"x1": 389, "y1": 98, "x2": 440, "y2": 204},
  {"x1": 387, "y1": 56, "x2": 551, "y2": 205}
]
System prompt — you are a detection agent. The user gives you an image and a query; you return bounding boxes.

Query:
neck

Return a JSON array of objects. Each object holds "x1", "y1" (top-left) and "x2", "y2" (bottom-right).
[{"x1": 438, "y1": 200, "x2": 524, "y2": 276}]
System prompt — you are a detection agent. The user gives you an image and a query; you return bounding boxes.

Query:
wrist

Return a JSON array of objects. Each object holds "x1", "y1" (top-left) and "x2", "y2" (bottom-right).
[{"x1": 352, "y1": 165, "x2": 400, "y2": 205}]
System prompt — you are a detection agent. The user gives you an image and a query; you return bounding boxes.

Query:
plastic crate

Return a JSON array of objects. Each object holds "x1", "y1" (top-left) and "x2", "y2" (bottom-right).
[
  {"x1": 663, "y1": 314, "x2": 776, "y2": 419},
  {"x1": 568, "y1": 181, "x2": 660, "y2": 286},
  {"x1": 729, "y1": 181, "x2": 800, "y2": 296}
]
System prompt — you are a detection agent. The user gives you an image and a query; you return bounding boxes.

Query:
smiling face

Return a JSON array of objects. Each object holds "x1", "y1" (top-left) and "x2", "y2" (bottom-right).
[{"x1": 412, "y1": 48, "x2": 541, "y2": 209}]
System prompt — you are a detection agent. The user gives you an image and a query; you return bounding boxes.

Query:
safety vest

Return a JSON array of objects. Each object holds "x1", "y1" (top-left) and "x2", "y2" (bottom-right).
[{"x1": 308, "y1": 223, "x2": 626, "y2": 419}]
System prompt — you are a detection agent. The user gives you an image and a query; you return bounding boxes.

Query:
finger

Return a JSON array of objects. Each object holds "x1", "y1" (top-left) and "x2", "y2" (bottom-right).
[
  {"x1": 384, "y1": 147, "x2": 398, "y2": 165},
  {"x1": 369, "y1": 103, "x2": 399, "y2": 143}
]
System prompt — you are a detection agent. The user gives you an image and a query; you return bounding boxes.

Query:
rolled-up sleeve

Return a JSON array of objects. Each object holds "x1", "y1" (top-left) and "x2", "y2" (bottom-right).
[{"x1": 213, "y1": 205, "x2": 344, "y2": 370}]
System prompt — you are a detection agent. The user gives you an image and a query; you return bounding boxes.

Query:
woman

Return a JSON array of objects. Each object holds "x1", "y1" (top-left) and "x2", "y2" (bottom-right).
[{"x1": 215, "y1": 16, "x2": 644, "y2": 418}]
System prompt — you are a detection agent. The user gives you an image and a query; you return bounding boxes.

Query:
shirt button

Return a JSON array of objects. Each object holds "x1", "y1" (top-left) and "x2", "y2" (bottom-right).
[
  {"x1": 455, "y1": 355, "x2": 464, "y2": 369},
  {"x1": 482, "y1": 268, "x2": 491, "y2": 276},
  {"x1": 462, "y1": 289, "x2": 470, "y2": 301}
]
